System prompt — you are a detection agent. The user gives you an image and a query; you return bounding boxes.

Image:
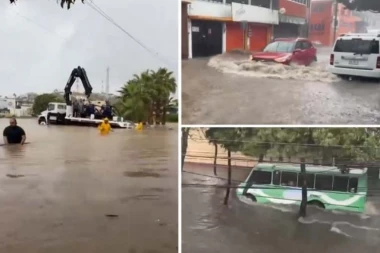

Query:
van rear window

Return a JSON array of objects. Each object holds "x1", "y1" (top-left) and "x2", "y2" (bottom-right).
[{"x1": 334, "y1": 39, "x2": 379, "y2": 54}]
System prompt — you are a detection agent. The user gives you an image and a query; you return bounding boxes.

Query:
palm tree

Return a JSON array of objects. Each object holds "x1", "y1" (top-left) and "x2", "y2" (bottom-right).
[
  {"x1": 10, "y1": 0, "x2": 84, "y2": 9},
  {"x1": 118, "y1": 68, "x2": 176, "y2": 125},
  {"x1": 150, "y1": 68, "x2": 177, "y2": 125}
]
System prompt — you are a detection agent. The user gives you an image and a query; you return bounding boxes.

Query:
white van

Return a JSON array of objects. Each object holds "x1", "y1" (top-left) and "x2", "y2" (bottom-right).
[{"x1": 329, "y1": 33, "x2": 380, "y2": 79}]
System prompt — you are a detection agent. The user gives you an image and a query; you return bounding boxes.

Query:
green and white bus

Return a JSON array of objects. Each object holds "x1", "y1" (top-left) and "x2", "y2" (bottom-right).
[{"x1": 236, "y1": 163, "x2": 368, "y2": 213}]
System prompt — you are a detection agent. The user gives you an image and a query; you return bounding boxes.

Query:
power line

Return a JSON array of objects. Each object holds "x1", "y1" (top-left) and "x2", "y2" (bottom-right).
[
  {"x1": 84, "y1": 0, "x2": 175, "y2": 69},
  {"x1": 10, "y1": 10, "x2": 66, "y2": 40}
]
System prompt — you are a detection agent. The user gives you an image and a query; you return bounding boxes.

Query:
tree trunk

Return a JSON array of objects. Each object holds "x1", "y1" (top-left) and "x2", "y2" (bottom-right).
[
  {"x1": 213, "y1": 143, "x2": 218, "y2": 175},
  {"x1": 299, "y1": 158, "x2": 307, "y2": 217},
  {"x1": 223, "y1": 149, "x2": 232, "y2": 205},
  {"x1": 162, "y1": 103, "x2": 167, "y2": 125},
  {"x1": 181, "y1": 128, "x2": 190, "y2": 171},
  {"x1": 258, "y1": 154, "x2": 264, "y2": 162}
]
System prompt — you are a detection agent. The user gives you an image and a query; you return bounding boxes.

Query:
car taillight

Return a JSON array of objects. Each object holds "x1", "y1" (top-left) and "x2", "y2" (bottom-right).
[
  {"x1": 330, "y1": 54, "x2": 334, "y2": 65},
  {"x1": 377, "y1": 57, "x2": 380, "y2": 69}
]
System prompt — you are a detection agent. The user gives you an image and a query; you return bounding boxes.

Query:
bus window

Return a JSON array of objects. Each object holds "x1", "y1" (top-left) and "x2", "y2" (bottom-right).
[
  {"x1": 315, "y1": 174, "x2": 333, "y2": 191},
  {"x1": 297, "y1": 173, "x2": 315, "y2": 188},
  {"x1": 273, "y1": 170, "x2": 281, "y2": 185},
  {"x1": 281, "y1": 172, "x2": 298, "y2": 187},
  {"x1": 333, "y1": 176, "x2": 349, "y2": 192},
  {"x1": 348, "y1": 177, "x2": 358, "y2": 193},
  {"x1": 250, "y1": 171, "x2": 272, "y2": 184}
]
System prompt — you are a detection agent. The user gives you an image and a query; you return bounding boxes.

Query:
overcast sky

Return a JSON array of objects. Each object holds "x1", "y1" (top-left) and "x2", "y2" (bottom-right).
[{"x1": 0, "y1": 0, "x2": 178, "y2": 97}]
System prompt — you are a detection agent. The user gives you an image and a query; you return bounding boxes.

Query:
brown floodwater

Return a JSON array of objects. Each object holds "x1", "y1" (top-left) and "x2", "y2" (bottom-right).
[{"x1": 0, "y1": 118, "x2": 178, "y2": 253}]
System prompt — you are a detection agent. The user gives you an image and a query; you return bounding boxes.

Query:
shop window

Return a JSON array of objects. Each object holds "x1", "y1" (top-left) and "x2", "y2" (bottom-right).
[
  {"x1": 227, "y1": 0, "x2": 249, "y2": 4},
  {"x1": 251, "y1": 0, "x2": 270, "y2": 8}
]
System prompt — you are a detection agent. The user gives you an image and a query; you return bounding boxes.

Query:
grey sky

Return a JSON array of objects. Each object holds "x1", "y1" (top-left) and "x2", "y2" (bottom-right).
[{"x1": 0, "y1": 0, "x2": 178, "y2": 97}]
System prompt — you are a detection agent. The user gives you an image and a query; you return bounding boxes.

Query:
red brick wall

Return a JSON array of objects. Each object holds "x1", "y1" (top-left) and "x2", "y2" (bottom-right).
[{"x1": 279, "y1": 0, "x2": 308, "y2": 18}]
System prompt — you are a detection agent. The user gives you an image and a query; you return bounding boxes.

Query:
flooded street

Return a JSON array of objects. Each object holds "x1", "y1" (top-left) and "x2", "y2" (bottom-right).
[
  {"x1": 0, "y1": 119, "x2": 177, "y2": 253},
  {"x1": 182, "y1": 50, "x2": 380, "y2": 124},
  {"x1": 183, "y1": 163, "x2": 380, "y2": 253}
]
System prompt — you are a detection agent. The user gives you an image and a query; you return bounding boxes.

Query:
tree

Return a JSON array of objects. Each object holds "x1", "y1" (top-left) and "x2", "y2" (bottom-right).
[
  {"x1": 118, "y1": 68, "x2": 177, "y2": 124},
  {"x1": 338, "y1": 0, "x2": 380, "y2": 12},
  {"x1": 9, "y1": 0, "x2": 84, "y2": 9},
  {"x1": 32, "y1": 93, "x2": 64, "y2": 115},
  {"x1": 240, "y1": 128, "x2": 380, "y2": 165},
  {"x1": 204, "y1": 128, "x2": 219, "y2": 176},
  {"x1": 209, "y1": 128, "x2": 244, "y2": 205},
  {"x1": 182, "y1": 128, "x2": 190, "y2": 171}
]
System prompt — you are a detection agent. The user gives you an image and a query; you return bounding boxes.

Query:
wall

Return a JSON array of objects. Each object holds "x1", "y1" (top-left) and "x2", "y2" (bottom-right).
[
  {"x1": 188, "y1": 1, "x2": 231, "y2": 20},
  {"x1": 182, "y1": 3, "x2": 189, "y2": 59},
  {"x1": 309, "y1": 0, "x2": 333, "y2": 46},
  {"x1": 279, "y1": 0, "x2": 308, "y2": 18}
]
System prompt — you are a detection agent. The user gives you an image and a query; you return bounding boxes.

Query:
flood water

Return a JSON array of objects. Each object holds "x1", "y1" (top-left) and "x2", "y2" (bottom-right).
[
  {"x1": 0, "y1": 118, "x2": 178, "y2": 253},
  {"x1": 183, "y1": 163, "x2": 380, "y2": 253}
]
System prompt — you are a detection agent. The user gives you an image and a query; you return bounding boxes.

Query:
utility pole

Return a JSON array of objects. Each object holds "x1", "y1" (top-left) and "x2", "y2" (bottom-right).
[
  {"x1": 332, "y1": 0, "x2": 339, "y2": 43},
  {"x1": 105, "y1": 66, "x2": 110, "y2": 96}
]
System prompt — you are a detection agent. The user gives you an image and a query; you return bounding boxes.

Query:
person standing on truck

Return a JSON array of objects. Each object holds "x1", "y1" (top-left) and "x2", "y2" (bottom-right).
[
  {"x1": 3, "y1": 118, "x2": 26, "y2": 145},
  {"x1": 101, "y1": 100, "x2": 112, "y2": 120},
  {"x1": 73, "y1": 98, "x2": 79, "y2": 117},
  {"x1": 78, "y1": 99, "x2": 84, "y2": 118}
]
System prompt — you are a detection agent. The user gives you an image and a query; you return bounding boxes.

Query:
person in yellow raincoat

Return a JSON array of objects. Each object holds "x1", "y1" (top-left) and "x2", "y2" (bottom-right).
[
  {"x1": 135, "y1": 122, "x2": 143, "y2": 131},
  {"x1": 98, "y1": 118, "x2": 112, "y2": 135}
]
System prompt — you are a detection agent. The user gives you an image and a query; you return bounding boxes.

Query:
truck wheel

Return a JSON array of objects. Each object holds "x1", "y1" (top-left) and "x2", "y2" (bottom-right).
[{"x1": 38, "y1": 118, "x2": 46, "y2": 125}]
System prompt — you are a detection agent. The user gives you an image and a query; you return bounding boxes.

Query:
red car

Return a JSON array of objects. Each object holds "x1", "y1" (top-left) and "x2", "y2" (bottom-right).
[{"x1": 250, "y1": 38, "x2": 317, "y2": 66}]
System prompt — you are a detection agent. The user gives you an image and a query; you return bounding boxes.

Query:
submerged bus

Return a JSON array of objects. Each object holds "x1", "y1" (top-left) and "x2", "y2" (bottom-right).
[{"x1": 236, "y1": 163, "x2": 368, "y2": 213}]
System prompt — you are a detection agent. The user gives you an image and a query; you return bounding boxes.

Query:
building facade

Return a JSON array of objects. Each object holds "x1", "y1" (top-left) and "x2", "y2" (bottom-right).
[
  {"x1": 274, "y1": 0, "x2": 310, "y2": 39},
  {"x1": 185, "y1": 0, "x2": 280, "y2": 58},
  {"x1": 309, "y1": 0, "x2": 365, "y2": 46}
]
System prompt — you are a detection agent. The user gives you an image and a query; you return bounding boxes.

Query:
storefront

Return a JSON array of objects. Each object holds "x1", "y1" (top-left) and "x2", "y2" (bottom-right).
[
  {"x1": 191, "y1": 19, "x2": 223, "y2": 57},
  {"x1": 226, "y1": 22, "x2": 270, "y2": 52}
]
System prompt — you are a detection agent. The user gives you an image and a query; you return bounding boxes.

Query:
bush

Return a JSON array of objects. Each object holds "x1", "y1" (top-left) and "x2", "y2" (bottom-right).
[{"x1": 166, "y1": 113, "x2": 178, "y2": 123}]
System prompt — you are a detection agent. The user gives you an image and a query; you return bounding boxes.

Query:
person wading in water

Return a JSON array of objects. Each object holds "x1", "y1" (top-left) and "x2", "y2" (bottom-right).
[{"x1": 3, "y1": 118, "x2": 26, "y2": 145}]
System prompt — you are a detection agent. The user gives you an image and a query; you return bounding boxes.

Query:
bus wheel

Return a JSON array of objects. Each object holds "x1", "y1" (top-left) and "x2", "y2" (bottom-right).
[
  {"x1": 307, "y1": 201, "x2": 325, "y2": 209},
  {"x1": 246, "y1": 194, "x2": 257, "y2": 202}
]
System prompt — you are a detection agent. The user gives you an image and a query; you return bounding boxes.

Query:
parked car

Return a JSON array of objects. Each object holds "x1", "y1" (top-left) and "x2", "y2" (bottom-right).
[
  {"x1": 250, "y1": 38, "x2": 317, "y2": 66},
  {"x1": 328, "y1": 32, "x2": 380, "y2": 79}
]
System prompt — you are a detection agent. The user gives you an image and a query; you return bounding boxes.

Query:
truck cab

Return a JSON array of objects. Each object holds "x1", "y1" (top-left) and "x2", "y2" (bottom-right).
[{"x1": 38, "y1": 102, "x2": 67, "y2": 125}]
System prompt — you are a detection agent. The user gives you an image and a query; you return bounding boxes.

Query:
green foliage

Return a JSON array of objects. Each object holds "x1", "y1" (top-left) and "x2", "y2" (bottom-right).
[
  {"x1": 10, "y1": 0, "x2": 84, "y2": 9},
  {"x1": 166, "y1": 113, "x2": 178, "y2": 123},
  {"x1": 118, "y1": 68, "x2": 177, "y2": 124},
  {"x1": 204, "y1": 128, "x2": 380, "y2": 164},
  {"x1": 32, "y1": 93, "x2": 64, "y2": 115},
  {"x1": 338, "y1": 0, "x2": 380, "y2": 12}
]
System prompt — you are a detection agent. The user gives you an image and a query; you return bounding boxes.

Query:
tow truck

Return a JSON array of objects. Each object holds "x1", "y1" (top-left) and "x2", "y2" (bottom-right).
[{"x1": 37, "y1": 66, "x2": 133, "y2": 129}]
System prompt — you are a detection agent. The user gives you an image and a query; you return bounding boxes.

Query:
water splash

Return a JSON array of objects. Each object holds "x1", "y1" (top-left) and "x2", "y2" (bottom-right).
[{"x1": 208, "y1": 54, "x2": 340, "y2": 83}]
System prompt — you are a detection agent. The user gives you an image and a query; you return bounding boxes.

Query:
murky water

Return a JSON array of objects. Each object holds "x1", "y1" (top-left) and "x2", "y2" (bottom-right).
[
  {"x1": 208, "y1": 52, "x2": 339, "y2": 83},
  {"x1": 183, "y1": 163, "x2": 380, "y2": 253},
  {"x1": 0, "y1": 118, "x2": 178, "y2": 253}
]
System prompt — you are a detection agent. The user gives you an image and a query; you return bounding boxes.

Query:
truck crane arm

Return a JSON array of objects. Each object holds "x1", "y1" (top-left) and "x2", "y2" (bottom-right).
[{"x1": 64, "y1": 66, "x2": 93, "y2": 106}]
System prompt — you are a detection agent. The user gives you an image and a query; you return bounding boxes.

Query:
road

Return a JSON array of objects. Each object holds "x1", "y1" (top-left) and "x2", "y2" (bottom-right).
[
  {"x1": 183, "y1": 163, "x2": 380, "y2": 253},
  {"x1": 182, "y1": 50, "x2": 380, "y2": 124},
  {"x1": 0, "y1": 119, "x2": 177, "y2": 253}
]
